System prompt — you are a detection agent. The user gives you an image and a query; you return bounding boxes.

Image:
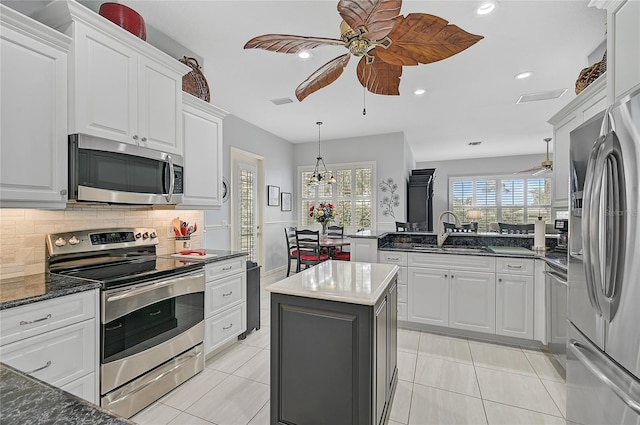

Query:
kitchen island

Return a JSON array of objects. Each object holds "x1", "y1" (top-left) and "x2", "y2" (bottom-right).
[
  {"x1": 0, "y1": 362, "x2": 133, "y2": 425},
  {"x1": 266, "y1": 260, "x2": 399, "y2": 425}
]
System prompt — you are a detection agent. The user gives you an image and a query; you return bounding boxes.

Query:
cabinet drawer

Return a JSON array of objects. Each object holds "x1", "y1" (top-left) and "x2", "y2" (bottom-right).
[
  {"x1": 206, "y1": 273, "x2": 246, "y2": 318},
  {"x1": 397, "y1": 284, "x2": 408, "y2": 303},
  {"x1": 0, "y1": 290, "x2": 97, "y2": 346},
  {"x1": 408, "y1": 253, "x2": 496, "y2": 272},
  {"x1": 378, "y1": 251, "x2": 407, "y2": 266},
  {"x1": 496, "y1": 257, "x2": 534, "y2": 275},
  {"x1": 60, "y1": 372, "x2": 97, "y2": 404},
  {"x1": 205, "y1": 304, "x2": 246, "y2": 354},
  {"x1": 205, "y1": 257, "x2": 245, "y2": 281},
  {"x1": 0, "y1": 319, "x2": 96, "y2": 388}
]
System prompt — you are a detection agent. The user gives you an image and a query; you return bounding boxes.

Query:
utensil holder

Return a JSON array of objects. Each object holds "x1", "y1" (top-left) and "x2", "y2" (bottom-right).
[{"x1": 175, "y1": 236, "x2": 191, "y2": 252}]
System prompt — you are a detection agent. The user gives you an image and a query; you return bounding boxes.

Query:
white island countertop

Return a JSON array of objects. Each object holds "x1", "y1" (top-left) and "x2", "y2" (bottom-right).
[{"x1": 266, "y1": 260, "x2": 399, "y2": 306}]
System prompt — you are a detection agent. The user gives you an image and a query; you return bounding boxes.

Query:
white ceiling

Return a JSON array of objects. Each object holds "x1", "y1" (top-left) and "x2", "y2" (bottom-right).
[{"x1": 12, "y1": 0, "x2": 608, "y2": 162}]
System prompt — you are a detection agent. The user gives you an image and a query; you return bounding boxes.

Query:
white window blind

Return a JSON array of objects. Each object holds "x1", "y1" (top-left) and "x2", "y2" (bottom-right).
[
  {"x1": 450, "y1": 175, "x2": 551, "y2": 231},
  {"x1": 299, "y1": 162, "x2": 375, "y2": 232}
]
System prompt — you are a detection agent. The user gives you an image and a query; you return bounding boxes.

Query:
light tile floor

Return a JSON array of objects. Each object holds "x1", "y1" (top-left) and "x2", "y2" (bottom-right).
[{"x1": 132, "y1": 285, "x2": 566, "y2": 425}]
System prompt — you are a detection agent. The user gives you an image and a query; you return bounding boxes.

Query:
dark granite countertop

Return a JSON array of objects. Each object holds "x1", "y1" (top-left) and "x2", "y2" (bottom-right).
[
  {"x1": 0, "y1": 363, "x2": 133, "y2": 425},
  {"x1": 0, "y1": 273, "x2": 100, "y2": 310}
]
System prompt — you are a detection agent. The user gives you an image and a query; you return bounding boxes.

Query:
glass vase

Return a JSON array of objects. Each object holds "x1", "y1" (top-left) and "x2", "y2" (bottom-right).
[{"x1": 320, "y1": 221, "x2": 328, "y2": 238}]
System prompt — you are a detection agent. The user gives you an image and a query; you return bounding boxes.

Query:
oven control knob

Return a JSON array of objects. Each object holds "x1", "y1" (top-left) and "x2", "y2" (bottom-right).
[
  {"x1": 135, "y1": 233, "x2": 142, "y2": 239},
  {"x1": 54, "y1": 237, "x2": 66, "y2": 247},
  {"x1": 142, "y1": 232, "x2": 149, "y2": 239},
  {"x1": 68, "y1": 236, "x2": 80, "y2": 245},
  {"x1": 149, "y1": 232, "x2": 157, "y2": 239}
]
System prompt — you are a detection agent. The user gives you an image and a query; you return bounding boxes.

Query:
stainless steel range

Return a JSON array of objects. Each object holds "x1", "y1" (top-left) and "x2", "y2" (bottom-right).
[{"x1": 46, "y1": 228, "x2": 205, "y2": 418}]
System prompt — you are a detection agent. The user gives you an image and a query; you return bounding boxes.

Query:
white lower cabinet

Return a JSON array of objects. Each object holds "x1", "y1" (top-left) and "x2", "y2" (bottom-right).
[
  {"x1": 378, "y1": 251, "x2": 408, "y2": 321},
  {"x1": 60, "y1": 372, "x2": 97, "y2": 402},
  {"x1": 0, "y1": 290, "x2": 99, "y2": 403},
  {"x1": 204, "y1": 258, "x2": 247, "y2": 355},
  {"x1": 408, "y1": 267, "x2": 449, "y2": 326},
  {"x1": 449, "y1": 271, "x2": 496, "y2": 334},
  {"x1": 496, "y1": 274, "x2": 534, "y2": 339}
]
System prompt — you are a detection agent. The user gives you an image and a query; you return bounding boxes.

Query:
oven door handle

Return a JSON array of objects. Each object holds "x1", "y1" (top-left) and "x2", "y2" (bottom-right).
[{"x1": 106, "y1": 271, "x2": 204, "y2": 302}]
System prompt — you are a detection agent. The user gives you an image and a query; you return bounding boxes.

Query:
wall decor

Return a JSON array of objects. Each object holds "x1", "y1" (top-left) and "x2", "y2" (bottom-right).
[
  {"x1": 222, "y1": 177, "x2": 230, "y2": 203},
  {"x1": 268, "y1": 185, "x2": 280, "y2": 206},
  {"x1": 379, "y1": 177, "x2": 400, "y2": 218},
  {"x1": 281, "y1": 192, "x2": 292, "y2": 211}
]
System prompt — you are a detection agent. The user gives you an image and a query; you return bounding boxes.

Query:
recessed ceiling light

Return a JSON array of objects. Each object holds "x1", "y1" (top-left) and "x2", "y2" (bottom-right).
[
  {"x1": 476, "y1": 1, "x2": 497, "y2": 15},
  {"x1": 469, "y1": 141, "x2": 482, "y2": 146},
  {"x1": 414, "y1": 89, "x2": 426, "y2": 95},
  {"x1": 515, "y1": 71, "x2": 533, "y2": 80},
  {"x1": 298, "y1": 50, "x2": 312, "y2": 59}
]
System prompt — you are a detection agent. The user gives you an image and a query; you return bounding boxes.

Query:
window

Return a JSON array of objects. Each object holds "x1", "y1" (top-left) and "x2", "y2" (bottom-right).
[
  {"x1": 450, "y1": 175, "x2": 551, "y2": 232},
  {"x1": 299, "y1": 162, "x2": 375, "y2": 231}
]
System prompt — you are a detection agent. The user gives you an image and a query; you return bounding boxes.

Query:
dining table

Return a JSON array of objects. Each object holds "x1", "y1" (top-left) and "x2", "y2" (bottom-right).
[{"x1": 299, "y1": 237, "x2": 351, "y2": 259}]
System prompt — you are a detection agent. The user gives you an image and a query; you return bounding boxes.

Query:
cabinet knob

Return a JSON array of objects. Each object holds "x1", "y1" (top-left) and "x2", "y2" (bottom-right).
[
  {"x1": 133, "y1": 135, "x2": 139, "y2": 140},
  {"x1": 451, "y1": 275, "x2": 454, "y2": 279},
  {"x1": 59, "y1": 189, "x2": 67, "y2": 196},
  {"x1": 499, "y1": 278, "x2": 502, "y2": 282},
  {"x1": 141, "y1": 137, "x2": 147, "y2": 142},
  {"x1": 444, "y1": 274, "x2": 448, "y2": 278}
]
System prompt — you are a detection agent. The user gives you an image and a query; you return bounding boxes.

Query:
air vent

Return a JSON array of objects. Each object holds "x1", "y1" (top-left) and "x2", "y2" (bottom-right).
[
  {"x1": 516, "y1": 89, "x2": 568, "y2": 104},
  {"x1": 270, "y1": 97, "x2": 294, "y2": 106}
]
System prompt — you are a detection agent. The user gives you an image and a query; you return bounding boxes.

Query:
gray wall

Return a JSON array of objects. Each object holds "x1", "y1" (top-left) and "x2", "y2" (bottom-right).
[
  {"x1": 204, "y1": 115, "x2": 295, "y2": 277},
  {"x1": 417, "y1": 153, "x2": 547, "y2": 225},
  {"x1": 292, "y1": 132, "x2": 410, "y2": 232}
]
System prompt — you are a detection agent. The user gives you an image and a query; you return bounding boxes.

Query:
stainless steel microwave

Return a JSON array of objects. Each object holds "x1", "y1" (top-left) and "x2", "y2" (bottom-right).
[{"x1": 68, "y1": 134, "x2": 183, "y2": 205}]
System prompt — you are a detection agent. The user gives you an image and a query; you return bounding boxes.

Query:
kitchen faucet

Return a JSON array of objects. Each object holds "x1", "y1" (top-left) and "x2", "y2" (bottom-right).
[{"x1": 437, "y1": 211, "x2": 461, "y2": 247}]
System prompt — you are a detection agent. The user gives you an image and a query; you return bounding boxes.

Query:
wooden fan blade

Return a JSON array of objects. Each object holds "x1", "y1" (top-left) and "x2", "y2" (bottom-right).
[
  {"x1": 375, "y1": 14, "x2": 484, "y2": 66},
  {"x1": 244, "y1": 34, "x2": 345, "y2": 53},
  {"x1": 295, "y1": 54, "x2": 351, "y2": 101},
  {"x1": 356, "y1": 50, "x2": 401, "y2": 95},
  {"x1": 337, "y1": 0, "x2": 401, "y2": 40}
]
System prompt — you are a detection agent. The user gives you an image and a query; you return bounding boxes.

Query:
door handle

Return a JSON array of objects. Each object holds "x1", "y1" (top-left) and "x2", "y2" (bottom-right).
[
  {"x1": 165, "y1": 154, "x2": 175, "y2": 203},
  {"x1": 569, "y1": 340, "x2": 640, "y2": 414}
]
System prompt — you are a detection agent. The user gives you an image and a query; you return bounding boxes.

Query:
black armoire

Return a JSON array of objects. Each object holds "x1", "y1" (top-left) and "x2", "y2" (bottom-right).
[{"x1": 407, "y1": 168, "x2": 435, "y2": 231}]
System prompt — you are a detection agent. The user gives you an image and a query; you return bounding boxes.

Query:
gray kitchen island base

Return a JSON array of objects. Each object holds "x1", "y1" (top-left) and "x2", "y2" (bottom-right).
[{"x1": 270, "y1": 274, "x2": 398, "y2": 425}]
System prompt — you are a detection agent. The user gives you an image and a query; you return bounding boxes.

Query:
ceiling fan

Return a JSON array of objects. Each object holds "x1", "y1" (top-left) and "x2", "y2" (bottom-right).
[
  {"x1": 244, "y1": 0, "x2": 483, "y2": 101},
  {"x1": 518, "y1": 138, "x2": 553, "y2": 175}
]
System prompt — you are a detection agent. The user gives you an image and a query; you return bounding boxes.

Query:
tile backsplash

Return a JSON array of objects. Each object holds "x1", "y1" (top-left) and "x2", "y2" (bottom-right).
[{"x1": 0, "y1": 206, "x2": 204, "y2": 279}]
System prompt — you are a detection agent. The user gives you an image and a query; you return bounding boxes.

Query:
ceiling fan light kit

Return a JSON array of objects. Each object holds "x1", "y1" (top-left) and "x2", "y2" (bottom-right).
[
  {"x1": 308, "y1": 122, "x2": 336, "y2": 186},
  {"x1": 244, "y1": 0, "x2": 484, "y2": 102}
]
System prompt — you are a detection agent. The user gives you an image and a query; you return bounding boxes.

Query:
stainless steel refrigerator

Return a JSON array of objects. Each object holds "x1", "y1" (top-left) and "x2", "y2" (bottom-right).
[{"x1": 567, "y1": 87, "x2": 640, "y2": 425}]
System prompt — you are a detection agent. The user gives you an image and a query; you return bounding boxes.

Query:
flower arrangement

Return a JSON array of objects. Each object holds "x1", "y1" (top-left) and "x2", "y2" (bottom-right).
[{"x1": 309, "y1": 202, "x2": 337, "y2": 223}]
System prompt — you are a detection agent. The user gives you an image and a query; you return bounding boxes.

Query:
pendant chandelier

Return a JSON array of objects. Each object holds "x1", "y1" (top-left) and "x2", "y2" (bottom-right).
[{"x1": 308, "y1": 121, "x2": 336, "y2": 186}]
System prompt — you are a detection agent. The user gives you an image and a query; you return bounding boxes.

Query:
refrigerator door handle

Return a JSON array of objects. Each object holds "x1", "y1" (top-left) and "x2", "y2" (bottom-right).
[
  {"x1": 603, "y1": 140, "x2": 625, "y2": 322},
  {"x1": 569, "y1": 339, "x2": 640, "y2": 414},
  {"x1": 582, "y1": 133, "x2": 607, "y2": 315}
]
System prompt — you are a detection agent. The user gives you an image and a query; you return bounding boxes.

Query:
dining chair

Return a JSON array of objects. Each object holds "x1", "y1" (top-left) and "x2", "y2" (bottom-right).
[
  {"x1": 497, "y1": 223, "x2": 535, "y2": 234},
  {"x1": 295, "y1": 229, "x2": 330, "y2": 270},
  {"x1": 327, "y1": 225, "x2": 350, "y2": 261},
  {"x1": 410, "y1": 221, "x2": 429, "y2": 232},
  {"x1": 284, "y1": 226, "x2": 299, "y2": 277},
  {"x1": 396, "y1": 221, "x2": 410, "y2": 232}
]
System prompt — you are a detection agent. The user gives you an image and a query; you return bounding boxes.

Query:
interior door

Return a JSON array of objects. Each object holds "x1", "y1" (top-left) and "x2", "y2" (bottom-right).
[{"x1": 237, "y1": 162, "x2": 258, "y2": 262}]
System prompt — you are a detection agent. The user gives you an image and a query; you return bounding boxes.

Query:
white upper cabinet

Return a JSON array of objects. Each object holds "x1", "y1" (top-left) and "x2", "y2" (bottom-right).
[
  {"x1": 0, "y1": 5, "x2": 71, "y2": 208},
  {"x1": 609, "y1": 0, "x2": 640, "y2": 101},
  {"x1": 179, "y1": 93, "x2": 228, "y2": 209},
  {"x1": 548, "y1": 77, "x2": 607, "y2": 208},
  {"x1": 32, "y1": 0, "x2": 189, "y2": 155}
]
